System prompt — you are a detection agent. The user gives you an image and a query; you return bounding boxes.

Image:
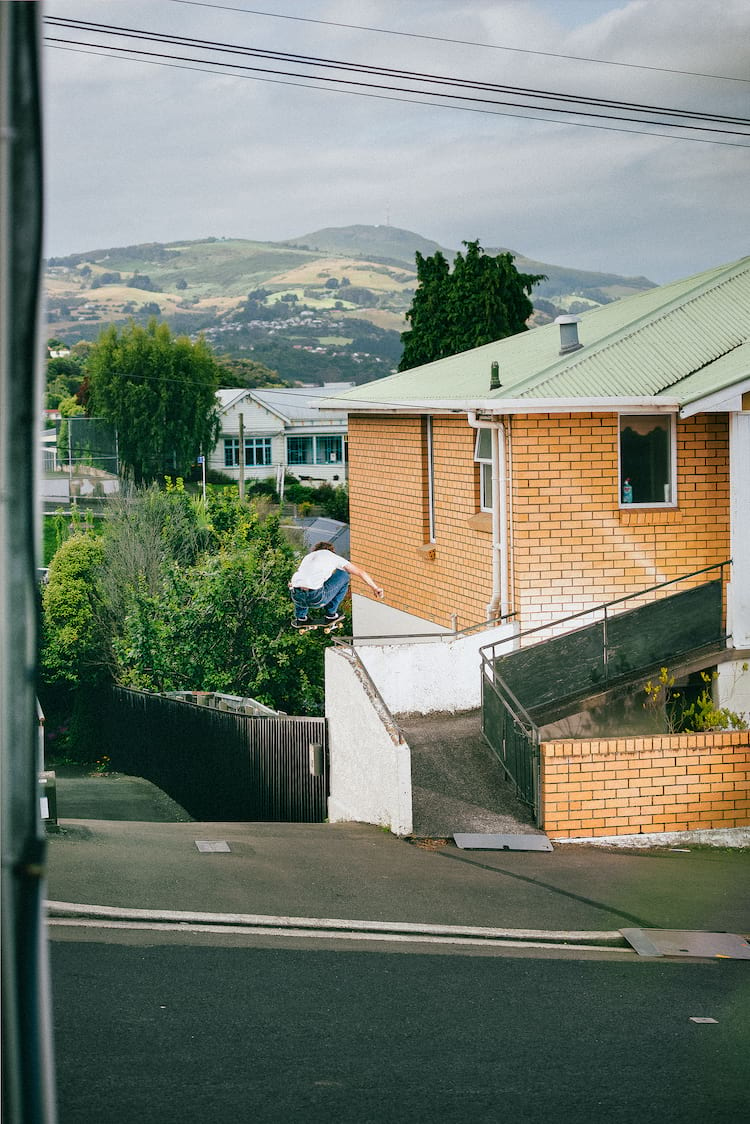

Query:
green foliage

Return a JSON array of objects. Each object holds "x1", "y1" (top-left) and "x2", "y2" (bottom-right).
[
  {"x1": 215, "y1": 355, "x2": 287, "y2": 389},
  {"x1": 46, "y1": 354, "x2": 86, "y2": 409},
  {"x1": 41, "y1": 534, "x2": 107, "y2": 688},
  {"x1": 643, "y1": 666, "x2": 748, "y2": 733},
  {"x1": 110, "y1": 501, "x2": 324, "y2": 713},
  {"x1": 681, "y1": 671, "x2": 748, "y2": 732},
  {"x1": 87, "y1": 319, "x2": 221, "y2": 483},
  {"x1": 399, "y1": 240, "x2": 546, "y2": 371},
  {"x1": 40, "y1": 486, "x2": 331, "y2": 746}
]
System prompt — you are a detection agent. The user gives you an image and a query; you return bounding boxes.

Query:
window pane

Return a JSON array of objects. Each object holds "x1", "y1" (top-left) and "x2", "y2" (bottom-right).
[
  {"x1": 620, "y1": 415, "x2": 672, "y2": 504},
  {"x1": 288, "y1": 436, "x2": 313, "y2": 465},
  {"x1": 481, "y1": 463, "x2": 493, "y2": 511},
  {"x1": 474, "y1": 427, "x2": 492, "y2": 461},
  {"x1": 244, "y1": 437, "x2": 272, "y2": 466},
  {"x1": 315, "y1": 435, "x2": 343, "y2": 464},
  {"x1": 224, "y1": 438, "x2": 238, "y2": 468}
]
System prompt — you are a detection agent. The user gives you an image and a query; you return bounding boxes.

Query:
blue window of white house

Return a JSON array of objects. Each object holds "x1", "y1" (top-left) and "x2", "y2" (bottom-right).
[
  {"x1": 224, "y1": 437, "x2": 239, "y2": 468},
  {"x1": 245, "y1": 437, "x2": 272, "y2": 466},
  {"x1": 287, "y1": 435, "x2": 343, "y2": 465},
  {"x1": 287, "y1": 436, "x2": 314, "y2": 465},
  {"x1": 224, "y1": 436, "x2": 272, "y2": 467},
  {"x1": 474, "y1": 427, "x2": 493, "y2": 512},
  {"x1": 315, "y1": 435, "x2": 343, "y2": 464},
  {"x1": 619, "y1": 415, "x2": 675, "y2": 506}
]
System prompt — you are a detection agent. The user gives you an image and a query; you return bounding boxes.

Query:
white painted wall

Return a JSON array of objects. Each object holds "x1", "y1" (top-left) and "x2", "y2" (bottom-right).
[
  {"x1": 325, "y1": 646, "x2": 413, "y2": 835},
  {"x1": 729, "y1": 413, "x2": 750, "y2": 648},
  {"x1": 354, "y1": 620, "x2": 517, "y2": 716},
  {"x1": 715, "y1": 659, "x2": 750, "y2": 722},
  {"x1": 350, "y1": 593, "x2": 452, "y2": 638}
]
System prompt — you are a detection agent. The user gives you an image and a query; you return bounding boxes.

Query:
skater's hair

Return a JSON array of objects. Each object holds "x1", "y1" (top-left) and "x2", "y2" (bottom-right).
[{"x1": 312, "y1": 541, "x2": 335, "y2": 552}]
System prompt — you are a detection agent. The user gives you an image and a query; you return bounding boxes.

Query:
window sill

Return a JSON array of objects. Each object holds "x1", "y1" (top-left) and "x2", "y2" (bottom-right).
[{"x1": 465, "y1": 512, "x2": 492, "y2": 533}]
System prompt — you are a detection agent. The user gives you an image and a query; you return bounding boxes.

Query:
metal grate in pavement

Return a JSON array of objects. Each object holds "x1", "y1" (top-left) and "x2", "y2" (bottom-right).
[{"x1": 454, "y1": 833, "x2": 553, "y2": 852}]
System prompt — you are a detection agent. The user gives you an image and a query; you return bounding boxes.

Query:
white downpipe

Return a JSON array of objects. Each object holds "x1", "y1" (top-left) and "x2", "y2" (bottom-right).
[{"x1": 467, "y1": 411, "x2": 509, "y2": 619}]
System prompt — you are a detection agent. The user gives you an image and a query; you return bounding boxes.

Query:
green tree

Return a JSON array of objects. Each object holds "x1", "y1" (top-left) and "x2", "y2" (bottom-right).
[
  {"x1": 87, "y1": 319, "x2": 221, "y2": 482},
  {"x1": 216, "y1": 355, "x2": 288, "y2": 389},
  {"x1": 41, "y1": 534, "x2": 107, "y2": 688},
  {"x1": 399, "y1": 241, "x2": 546, "y2": 371},
  {"x1": 46, "y1": 354, "x2": 86, "y2": 409}
]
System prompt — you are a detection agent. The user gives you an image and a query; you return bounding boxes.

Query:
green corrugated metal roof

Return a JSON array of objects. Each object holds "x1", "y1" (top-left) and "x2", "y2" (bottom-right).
[{"x1": 332, "y1": 256, "x2": 750, "y2": 409}]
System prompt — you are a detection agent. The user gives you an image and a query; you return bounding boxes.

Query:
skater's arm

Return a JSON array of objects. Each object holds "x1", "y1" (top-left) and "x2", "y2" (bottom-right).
[{"x1": 342, "y1": 560, "x2": 384, "y2": 599}]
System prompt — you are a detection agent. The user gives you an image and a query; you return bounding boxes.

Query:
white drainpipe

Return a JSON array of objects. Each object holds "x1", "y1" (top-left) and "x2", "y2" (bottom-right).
[{"x1": 468, "y1": 410, "x2": 509, "y2": 620}]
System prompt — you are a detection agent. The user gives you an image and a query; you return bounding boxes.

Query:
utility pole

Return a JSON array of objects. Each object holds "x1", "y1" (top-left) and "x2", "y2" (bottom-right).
[{"x1": 238, "y1": 412, "x2": 245, "y2": 501}]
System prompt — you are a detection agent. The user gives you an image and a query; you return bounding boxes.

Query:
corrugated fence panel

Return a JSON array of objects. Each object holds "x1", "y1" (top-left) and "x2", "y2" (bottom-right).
[{"x1": 105, "y1": 688, "x2": 328, "y2": 822}]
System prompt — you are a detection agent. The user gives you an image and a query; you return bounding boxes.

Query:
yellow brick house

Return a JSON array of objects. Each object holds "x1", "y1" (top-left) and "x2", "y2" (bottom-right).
[
  {"x1": 328, "y1": 256, "x2": 750, "y2": 648},
  {"x1": 323, "y1": 255, "x2": 750, "y2": 839}
]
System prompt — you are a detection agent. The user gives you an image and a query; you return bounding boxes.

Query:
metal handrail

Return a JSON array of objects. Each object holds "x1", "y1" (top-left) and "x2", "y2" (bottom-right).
[
  {"x1": 482, "y1": 661, "x2": 539, "y2": 740},
  {"x1": 333, "y1": 608, "x2": 517, "y2": 647},
  {"x1": 480, "y1": 560, "x2": 731, "y2": 663}
]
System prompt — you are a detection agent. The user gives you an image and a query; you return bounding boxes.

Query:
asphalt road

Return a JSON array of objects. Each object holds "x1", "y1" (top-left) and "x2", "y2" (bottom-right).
[{"x1": 50, "y1": 936, "x2": 749, "y2": 1124}]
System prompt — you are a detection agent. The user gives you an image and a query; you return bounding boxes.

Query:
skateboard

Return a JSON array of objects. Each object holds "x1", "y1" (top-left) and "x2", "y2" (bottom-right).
[{"x1": 293, "y1": 617, "x2": 344, "y2": 635}]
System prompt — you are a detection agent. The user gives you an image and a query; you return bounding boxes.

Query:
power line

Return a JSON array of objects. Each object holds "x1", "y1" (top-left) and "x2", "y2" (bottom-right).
[
  {"x1": 44, "y1": 17, "x2": 749, "y2": 127},
  {"x1": 43, "y1": 19, "x2": 750, "y2": 142},
  {"x1": 165, "y1": 0, "x2": 750, "y2": 85},
  {"x1": 46, "y1": 42, "x2": 750, "y2": 150}
]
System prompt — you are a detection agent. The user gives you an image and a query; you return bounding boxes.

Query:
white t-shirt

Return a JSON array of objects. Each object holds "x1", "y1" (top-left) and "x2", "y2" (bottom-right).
[{"x1": 290, "y1": 550, "x2": 349, "y2": 589}]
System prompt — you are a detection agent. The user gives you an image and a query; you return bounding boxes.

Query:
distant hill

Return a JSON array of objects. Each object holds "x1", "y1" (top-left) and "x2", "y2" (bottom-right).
[
  {"x1": 286, "y1": 224, "x2": 656, "y2": 306},
  {"x1": 44, "y1": 226, "x2": 657, "y2": 384}
]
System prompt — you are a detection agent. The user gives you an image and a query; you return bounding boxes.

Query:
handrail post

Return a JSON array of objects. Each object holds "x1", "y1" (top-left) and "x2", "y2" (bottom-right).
[{"x1": 602, "y1": 604, "x2": 609, "y2": 685}]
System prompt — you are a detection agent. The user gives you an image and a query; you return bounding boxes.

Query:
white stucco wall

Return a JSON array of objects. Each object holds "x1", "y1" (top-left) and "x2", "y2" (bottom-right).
[
  {"x1": 715, "y1": 659, "x2": 750, "y2": 722},
  {"x1": 353, "y1": 620, "x2": 516, "y2": 716},
  {"x1": 325, "y1": 646, "x2": 413, "y2": 835},
  {"x1": 350, "y1": 593, "x2": 452, "y2": 638}
]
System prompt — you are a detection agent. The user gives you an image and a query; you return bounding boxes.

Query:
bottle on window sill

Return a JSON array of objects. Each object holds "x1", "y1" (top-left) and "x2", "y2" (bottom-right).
[{"x1": 622, "y1": 478, "x2": 633, "y2": 504}]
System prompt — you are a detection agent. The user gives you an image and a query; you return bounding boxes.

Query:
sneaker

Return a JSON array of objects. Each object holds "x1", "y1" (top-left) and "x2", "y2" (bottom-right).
[
  {"x1": 292, "y1": 618, "x2": 309, "y2": 629},
  {"x1": 324, "y1": 612, "x2": 343, "y2": 624}
]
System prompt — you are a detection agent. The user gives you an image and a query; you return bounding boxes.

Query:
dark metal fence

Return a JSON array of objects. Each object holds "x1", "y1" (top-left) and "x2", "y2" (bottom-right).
[
  {"x1": 480, "y1": 562, "x2": 731, "y2": 825},
  {"x1": 481, "y1": 671, "x2": 540, "y2": 820},
  {"x1": 104, "y1": 687, "x2": 328, "y2": 822},
  {"x1": 482, "y1": 563, "x2": 729, "y2": 723}
]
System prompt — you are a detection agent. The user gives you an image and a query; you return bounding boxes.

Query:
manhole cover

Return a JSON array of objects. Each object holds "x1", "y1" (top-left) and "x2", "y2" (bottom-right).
[{"x1": 194, "y1": 840, "x2": 231, "y2": 853}]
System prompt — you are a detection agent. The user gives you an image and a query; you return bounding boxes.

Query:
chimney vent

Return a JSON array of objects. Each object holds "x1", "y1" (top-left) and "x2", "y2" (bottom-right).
[
  {"x1": 555, "y1": 315, "x2": 583, "y2": 355},
  {"x1": 490, "y1": 361, "x2": 501, "y2": 390}
]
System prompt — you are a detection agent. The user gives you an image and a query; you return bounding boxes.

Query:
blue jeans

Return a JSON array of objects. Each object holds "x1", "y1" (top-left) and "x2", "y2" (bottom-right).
[{"x1": 291, "y1": 568, "x2": 350, "y2": 620}]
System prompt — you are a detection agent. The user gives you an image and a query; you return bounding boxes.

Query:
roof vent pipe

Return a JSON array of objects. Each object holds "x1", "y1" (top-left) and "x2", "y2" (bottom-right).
[
  {"x1": 555, "y1": 315, "x2": 583, "y2": 355},
  {"x1": 490, "y1": 361, "x2": 501, "y2": 390}
]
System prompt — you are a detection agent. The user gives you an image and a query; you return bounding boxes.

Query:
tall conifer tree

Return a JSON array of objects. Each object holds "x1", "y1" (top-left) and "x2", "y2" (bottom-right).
[{"x1": 399, "y1": 241, "x2": 545, "y2": 371}]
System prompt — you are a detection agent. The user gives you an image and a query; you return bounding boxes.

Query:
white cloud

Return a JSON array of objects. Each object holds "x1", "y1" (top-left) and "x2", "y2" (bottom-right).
[{"x1": 43, "y1": 0, "x2": 750, "y2": 281}]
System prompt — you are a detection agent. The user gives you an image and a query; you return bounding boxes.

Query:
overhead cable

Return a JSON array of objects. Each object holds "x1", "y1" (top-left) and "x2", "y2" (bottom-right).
[{"x1": 165, "y1": 0, "x2": 750, "y2": 85}]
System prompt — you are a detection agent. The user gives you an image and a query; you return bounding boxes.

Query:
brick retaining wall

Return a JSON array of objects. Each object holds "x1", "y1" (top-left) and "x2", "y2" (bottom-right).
[{"x1": 541, "y1": 730, "x2": 750, "y2": 838}]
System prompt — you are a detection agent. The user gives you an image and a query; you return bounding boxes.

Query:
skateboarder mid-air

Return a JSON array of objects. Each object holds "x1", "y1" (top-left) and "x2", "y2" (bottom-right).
[{"x1": 289, "y1": 541, "x2": 384, "y2": 629}]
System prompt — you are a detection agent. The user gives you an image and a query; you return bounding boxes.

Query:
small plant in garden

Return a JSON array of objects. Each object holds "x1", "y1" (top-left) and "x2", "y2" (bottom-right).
[
  {"x1": 92, "y1": 755, "x2": 111, "y2": 774},
  {"x1": 643, "y1": 667, "x2": 680, "y2": 732},
  {"x1": 643, "y1": 666, "x2": 748, "y2": 732},
  {"x1": 681, "y1": 671, "x2": 747, "y2": 732}
]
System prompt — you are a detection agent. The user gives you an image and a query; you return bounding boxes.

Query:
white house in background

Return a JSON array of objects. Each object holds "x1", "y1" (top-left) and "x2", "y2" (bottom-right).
[{"x1": 210, "y1": 385, "x2": 352, "y2": 486}]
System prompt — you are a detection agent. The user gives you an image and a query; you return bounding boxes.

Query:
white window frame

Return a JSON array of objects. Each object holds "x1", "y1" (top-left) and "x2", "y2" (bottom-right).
[
  {"x1": 474, "y1": 427, "x2": 493, "y2": 512},
  {"x1": 425, "y1": 416, "x2": 436, "y2": 542},
  {"x1": 618, "y1": 413, "x2": 677, "y2": 508}
]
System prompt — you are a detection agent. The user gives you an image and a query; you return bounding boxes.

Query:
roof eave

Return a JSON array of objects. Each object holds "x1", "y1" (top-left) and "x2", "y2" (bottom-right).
[{"x1": 324, "y1": 395, "x2": 680, "y2": 416}]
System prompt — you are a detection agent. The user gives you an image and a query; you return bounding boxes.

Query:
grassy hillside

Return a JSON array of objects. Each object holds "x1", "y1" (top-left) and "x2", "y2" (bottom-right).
[{"x1": 45, "y1": 226, "x2": 656, "y2": 383}]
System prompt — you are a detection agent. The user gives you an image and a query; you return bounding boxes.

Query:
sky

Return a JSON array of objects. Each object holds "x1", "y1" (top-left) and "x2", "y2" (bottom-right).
[{"x1": 43, "y1": 0, "x2": 750, "y2": 283}]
